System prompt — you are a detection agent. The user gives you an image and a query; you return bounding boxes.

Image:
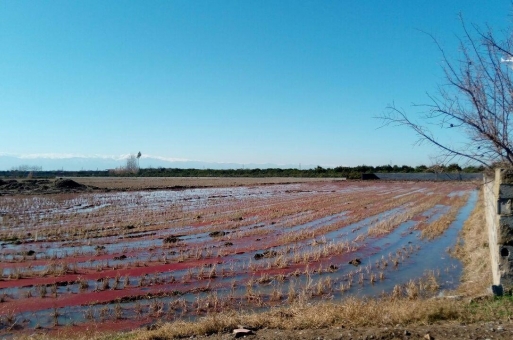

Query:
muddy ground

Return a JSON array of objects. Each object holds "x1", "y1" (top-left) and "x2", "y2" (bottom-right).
[
  {"x1": 0, "y1": 178, "x2": 100, "y2": 195},
  {"x1": 184, "y1": 320, "x2": 513, "y2": 340},
  {"x1": 70, "y1": 176, "x2": 346, "y2": 191},
  {"x1": 0, "y1": 177, "x2": 346, "y2": 195},
  {"x1": 0, "y1": 178, "x2": 495, "y2": 340}
]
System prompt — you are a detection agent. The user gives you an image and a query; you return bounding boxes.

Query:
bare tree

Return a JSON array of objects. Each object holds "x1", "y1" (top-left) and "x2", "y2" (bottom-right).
[
  {"x1": 381, "y1": 14, "x2": 513, "y2": 168},
  {"x1": 126, "y1": 154, "x2": 139, "y2": 174}
]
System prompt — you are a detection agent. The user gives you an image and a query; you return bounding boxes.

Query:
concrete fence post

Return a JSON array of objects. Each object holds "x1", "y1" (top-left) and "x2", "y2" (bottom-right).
[{"x1": 485, "y1": 168, "x2": 513, "y2": 294}]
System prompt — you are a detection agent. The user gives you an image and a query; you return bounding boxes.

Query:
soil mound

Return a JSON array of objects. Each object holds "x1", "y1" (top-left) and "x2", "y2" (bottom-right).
[
  {"x1": 349, "y1": 258, "x2": 361, "y2": 266},
  {"x1": 0, "y1": 178, "x2": 97, "y2": 195},
  {"x1": 54, "y1": 179, "x2": 85, "y2": 189}
]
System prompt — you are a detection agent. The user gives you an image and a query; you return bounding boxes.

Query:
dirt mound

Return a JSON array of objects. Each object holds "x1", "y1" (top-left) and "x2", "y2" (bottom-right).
[
  {"x1": 0, "y1": 178, "x2": 97, "y2": 195},
  {"x1": 163, "y1": 235, "x2": 181, "y2": 243},
  {"x1": 349, "y1": 258, "x2": 362, "y2": 266},
  {"x1": 54, "y1": 179, "x2": 85, "y2": 189},
  {"x1": 209, "y1": 231, "x2": 228, "y2": 237}
]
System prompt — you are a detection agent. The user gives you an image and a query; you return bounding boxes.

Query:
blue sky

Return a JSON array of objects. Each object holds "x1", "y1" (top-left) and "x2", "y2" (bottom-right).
[{"x1": 1, "y1": 1, "x2": 510, "y2": 169}]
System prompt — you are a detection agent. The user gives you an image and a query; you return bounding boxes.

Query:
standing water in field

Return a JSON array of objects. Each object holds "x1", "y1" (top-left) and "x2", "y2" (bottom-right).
[{"x1": 0, "y1": 182, "x2": 479, "y2": 335}]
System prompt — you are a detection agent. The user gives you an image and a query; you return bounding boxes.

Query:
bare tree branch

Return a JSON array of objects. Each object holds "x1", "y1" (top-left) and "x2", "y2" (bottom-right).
[{"x1": 379, "y1": 14, "x2": 513, "y2": 168}]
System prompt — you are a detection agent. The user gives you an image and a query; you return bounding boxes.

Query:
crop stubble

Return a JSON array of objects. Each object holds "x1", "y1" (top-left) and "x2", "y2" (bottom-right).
[{"x1": 0, "y1": 180, "x2": 477, "y2": 335}]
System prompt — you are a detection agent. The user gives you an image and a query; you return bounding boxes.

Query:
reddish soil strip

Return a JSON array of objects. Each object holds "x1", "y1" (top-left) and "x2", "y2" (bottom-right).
[
  {"x1": 0, "y1": 181, "x2": 477, "y2": 336},
  {"x1": 0, "y1": 258, "x2": 221, "y2": 290}
]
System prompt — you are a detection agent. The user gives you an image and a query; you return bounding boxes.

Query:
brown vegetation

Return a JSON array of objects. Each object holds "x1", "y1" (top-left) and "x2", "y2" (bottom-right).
[
  {"x1": 0, "y1": 180, "x2": 487, "y2": 339},
  {"x1": 125, "y1": 188, "x2": 508, "y2": 340},
  {"x1": 71, "y1": 176, "x2": 346, "y2": 190}
]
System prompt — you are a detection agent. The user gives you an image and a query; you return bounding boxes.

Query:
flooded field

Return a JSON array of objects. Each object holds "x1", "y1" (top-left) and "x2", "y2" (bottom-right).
[{"x1": 0, "y1": 180, "x2": 478, "y2": 337}]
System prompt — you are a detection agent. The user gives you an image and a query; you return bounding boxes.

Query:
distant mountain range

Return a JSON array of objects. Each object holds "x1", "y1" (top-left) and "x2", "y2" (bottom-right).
[{"x1": 0, "y1": 154, "x2": 314, "y2": 171}]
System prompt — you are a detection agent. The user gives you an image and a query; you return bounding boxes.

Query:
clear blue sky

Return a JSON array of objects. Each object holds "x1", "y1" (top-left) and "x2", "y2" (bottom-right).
[{"x1": 1, "y1": 1, "x2": 510, "y2": 168}]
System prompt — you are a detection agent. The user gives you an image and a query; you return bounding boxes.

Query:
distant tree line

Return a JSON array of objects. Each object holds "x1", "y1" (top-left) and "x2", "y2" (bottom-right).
[
  {"x1": 0, "y1": 163, "x2": 484, "y2": 180},
  {"x1": 135, "y1": 163, "x2": 482, "y2": 180},
  {"x1": 0, "y1": 164, "x2": 485, "y2": 179}
]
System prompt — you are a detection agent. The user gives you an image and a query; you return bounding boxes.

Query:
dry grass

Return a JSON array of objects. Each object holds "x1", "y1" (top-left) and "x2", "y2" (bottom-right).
[
  {"x1": 131, "y1": 295, "x2": 513, "y2": 340},
  {"x1": 11, "y1": 184, "x2": 499, "y2": 340},
  {"x1": 87, "y1": 186, "x2": 501, "y2": 340},
  {"x1": 135, "y1": 300, "x2": 435, "y2": 338},
  {"x1": 20, "y1": 292, "x2": 513, "y2": 340},
  {"x1": 421, "y1": 193, "x2": 470, "y2": 239},
  {"x1": 70, "y1": 177, "x2": 345, "y2": 190},
  {"x1": 452, "y1": 190, "x2": 492, "y2": 296}
]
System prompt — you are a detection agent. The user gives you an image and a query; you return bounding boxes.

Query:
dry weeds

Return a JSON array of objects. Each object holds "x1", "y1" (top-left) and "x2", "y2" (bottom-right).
[
  {"x1": 71, "y1": 177, "x2": 345, "y2": 190},
  {"x1": 107, "y1": 186, "x2": 503, "y2": 340},
  {"x1": 452, "y1": 190, "x2": 492, "y2": 296},
  {"x1": 4, "y1": 182, "x2": 492, "y2": 340},
  {"x1": 421, "y1": 193, "x2": 470, "y2": 239},
  {"x1": 131, "y1": 294, "x2": 513, "y2": 340}
]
